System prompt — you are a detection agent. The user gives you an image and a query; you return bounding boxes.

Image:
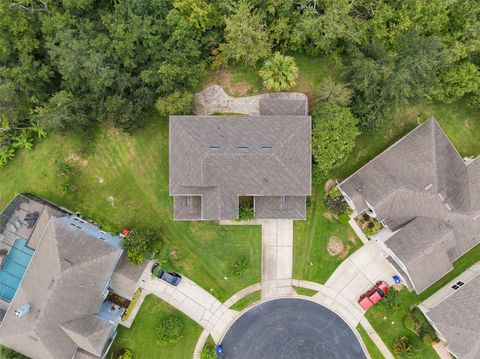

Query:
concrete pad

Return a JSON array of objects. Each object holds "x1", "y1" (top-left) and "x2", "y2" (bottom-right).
[
  {"x1": 276, "y1": 246, "x2": 292, "y2": 279},
  {"x1": 340, "y1": 272, "x2": 371, "y2": 301}
]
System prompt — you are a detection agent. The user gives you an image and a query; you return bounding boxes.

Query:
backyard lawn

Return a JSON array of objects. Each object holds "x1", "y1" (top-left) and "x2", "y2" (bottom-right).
[
  {"x1": 109, "y1": 295, "x2": 202, "y2": 359},
  {"x1": 293, "y1": 184, "x2": 362, "y2": 283},
  {"x1": 0, "y1": 118, "x2": 261, "y2": 302}
]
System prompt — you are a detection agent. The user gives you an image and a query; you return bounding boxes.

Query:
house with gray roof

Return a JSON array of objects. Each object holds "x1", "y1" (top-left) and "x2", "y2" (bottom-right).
[
  {"x1": 169, "y1": 97, "x2": 311, "y2": 220},
  {"x1": 420, "y1": 271, "x2": 480, "y2": 358},
  {"x1": 338, "y1": 118, "x2": 480, "y2": 294},
  {"x1": 0, "y1": 194, "x2": 145, "y2": 359}
]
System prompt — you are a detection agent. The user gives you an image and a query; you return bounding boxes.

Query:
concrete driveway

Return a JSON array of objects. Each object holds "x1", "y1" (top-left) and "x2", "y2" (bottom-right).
[
  {"x1": 313, "y1": 241, "x2": 397, "y2": 326},
  {"x1": 220, "y1": 298, "x2": 367, "y2": 359},
  {"x1": 261, "y1": 220, "x2": 294, "y2": 298},
  {"x1": 140, "y1": 262, "x2": 236, "y2": 342}
]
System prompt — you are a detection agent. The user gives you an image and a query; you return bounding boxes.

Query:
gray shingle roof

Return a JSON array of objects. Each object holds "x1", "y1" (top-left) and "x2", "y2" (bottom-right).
[
  {"x1": 339, "y1": 118, "x2": 480, "y2": 293},
  {"x1": 169, "y1": 115, "x2": 311, "y2": 220},
  {"x1": 427, "y1": 274, "x2": 480, "y2": 358},
  {"x1": 0, "y1": 217, "x2": 122, "y2": 359},
  {"x1": 60, "y1": 316, "x2": 114, "y2": 357},
  {"x1": 110, "y1": 255, "x2": 148, "y2": 300}
]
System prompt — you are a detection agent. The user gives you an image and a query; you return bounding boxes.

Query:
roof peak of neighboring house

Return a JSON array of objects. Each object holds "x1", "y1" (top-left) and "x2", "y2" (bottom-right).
[
  {"x1": 0, "y1": 195, "x2": 124, "y2": 359},
  {"x1": 339, "y1": 117, "x2": 480, "y2": 294}
]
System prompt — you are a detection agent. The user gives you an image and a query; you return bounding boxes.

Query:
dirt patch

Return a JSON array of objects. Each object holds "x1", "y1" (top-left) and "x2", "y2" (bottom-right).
[
  {"x1": 327, "y1": 236, "x2": 345, "y2": 256},
  {"x1": 323, "y1": 212, "x2": 333, "y2": 220},
  {"x1": 392, "y1": 283, "x2": 404, "y2": 291},
  {"x1": 324, "y1": 179, "x2": 337, "y2": 195},
  {"x1": 66, "y1": 153, "x2": 88, "y2": 167},
  {"x1": 233, "y1": 81, "x2": 252, "y2": 96}
]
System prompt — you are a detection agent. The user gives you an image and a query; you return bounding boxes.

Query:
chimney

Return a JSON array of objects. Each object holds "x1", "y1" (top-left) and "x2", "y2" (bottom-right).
[{"x1": 14, "y1": 303, "x2": 31, "y2": 317}]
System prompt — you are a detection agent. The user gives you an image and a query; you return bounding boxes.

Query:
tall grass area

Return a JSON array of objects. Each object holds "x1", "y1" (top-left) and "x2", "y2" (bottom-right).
[{"x1": 0, "y1": 117, "x2": 261, "y2": 302}]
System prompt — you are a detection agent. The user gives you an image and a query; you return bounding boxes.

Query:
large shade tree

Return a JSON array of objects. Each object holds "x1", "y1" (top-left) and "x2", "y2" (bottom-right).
[{"x1": 311, "y1": 103, "x2": 360, "y2": 183}]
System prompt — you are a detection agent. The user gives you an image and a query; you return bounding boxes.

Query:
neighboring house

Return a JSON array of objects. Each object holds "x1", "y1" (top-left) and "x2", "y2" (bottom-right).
[
  {"x1": 420, "y1": 270, "x2": 480, "y2": 358},
  {"x1": 169, "y1": 97, "x2": 311, "y2": 220},
  {"x1": 0, "y1": 194, "x2": 145, "y2": 359},
  {"x1": 338, "y1": 118, "x2": 480, "y2": 294}
]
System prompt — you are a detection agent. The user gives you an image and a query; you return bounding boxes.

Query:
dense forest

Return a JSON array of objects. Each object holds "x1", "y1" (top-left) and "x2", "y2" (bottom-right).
[{"x1": 0, "y1": 0, "x2": 479, "y2": 168}]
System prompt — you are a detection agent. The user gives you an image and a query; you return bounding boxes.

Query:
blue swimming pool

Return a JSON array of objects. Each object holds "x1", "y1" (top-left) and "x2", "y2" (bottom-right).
[{"x1": 0, "y1": 239, "x2": 34, "y2": 302}]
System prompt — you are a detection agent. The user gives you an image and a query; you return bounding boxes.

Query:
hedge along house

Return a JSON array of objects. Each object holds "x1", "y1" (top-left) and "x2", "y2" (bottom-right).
[
  {"x1": 169, "y1": 97, "x2": 311, "y2": 221},
  {"x1": 338, "y1": 118, "x2": 480, "y2": 294},
  {"x1": 0, "y1": 194, "x2": 145, "y2": 359}
]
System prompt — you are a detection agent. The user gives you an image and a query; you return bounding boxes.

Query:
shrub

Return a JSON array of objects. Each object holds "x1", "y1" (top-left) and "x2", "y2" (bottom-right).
[
  {"x1": 403, "y1": 315, "x2": 420, "y2": 335},
  {"x1": 324, "y1": 195, "x2": 348, "y2": 216},
  {"x1": 200, "y1": 343, "x2": 216, "y2": 359},
  {"x1": 239, "y1": 203, "x2": 255, "y2": 221},
  {"x1": 422, "y1": 334, "x2": 433, "y2": 346},
  {"x1": 393, "y1": 336, "x2": 412, "y2": 354},
  {"x1": 380, "y1": 289, "x2": 400, "y2": 310},
  {"x1": 157, "y1": 316, "x2": 185, "y2": 344},
  {"x1": 122, "y1": 288, "x2": 142, "y2": 322},
  {"x1": 364, "y1": 218, "x2": 382, "y2": 236},
  {"x1": 122, "y1": 227, "x2": 162, "y2": 265},
  {"x1": 118, "y1": 349, "x2": 133, "y2": 359},
  {"x1": 231, "y1": 256, "x2": 250, "y2": 278},
  {"x1": 259, "y1": 52, "x2": 299, "y2": 91},
  {"x1": 314, "y1": 78, "x2": 352, "y2": 107},
  {"x1": 338, "y1": 213, "x2": 350, "y2": 224}
]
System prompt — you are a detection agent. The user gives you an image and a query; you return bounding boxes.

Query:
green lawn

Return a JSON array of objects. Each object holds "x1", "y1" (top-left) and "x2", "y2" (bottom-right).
[
  {"x1": 0, "y1": 118, "x2": 261, "y2": 302},
  {"x1": 229, "y1": 290, "x2": 261, "y2": 311},
  {"x1": 356, "y1": 325, "x2": 385, "y2": 359},
  {"x1": 293, "y1": 185, "x2": 362, "y2": 284},
  {"x1": 293, "y1": 287, "x2": 318, "y2": 296},
  {"x1": 109, "y1": 295, "x2": 202, "y2": 359}
]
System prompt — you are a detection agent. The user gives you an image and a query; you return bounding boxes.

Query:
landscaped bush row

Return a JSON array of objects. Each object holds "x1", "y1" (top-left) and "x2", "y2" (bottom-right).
[{"x1": 121, "y1": 288, "x2": 143, "y2": 322}]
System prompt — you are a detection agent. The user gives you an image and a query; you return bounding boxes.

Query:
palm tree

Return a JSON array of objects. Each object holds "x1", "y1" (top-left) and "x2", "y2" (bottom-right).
[
  {"x1": 259, "y1": 52, "x2": 299, "y2": 91},
  {"x1": 29, "y1": 122, "x2": 47, "y2": 139},
  {"x1": 13, "y1": 131, "x2": 33, "y2": 151},
  {"x1": 0, "y1": 146, "x2": 15, "y2": 167}
]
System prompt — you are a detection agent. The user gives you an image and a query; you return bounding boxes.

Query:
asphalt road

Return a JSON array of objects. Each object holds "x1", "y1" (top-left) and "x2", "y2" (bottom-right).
[{"x1": 219, "y1": 298, "x2": 367, "y2": 359}]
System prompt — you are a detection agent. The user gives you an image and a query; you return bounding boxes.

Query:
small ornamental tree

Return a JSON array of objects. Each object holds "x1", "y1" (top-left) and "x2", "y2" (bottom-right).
[
  {"x1": 311, "y1": 103, "x2": 360, "y2": 183},
  {"x1": 239, "y1": 202, "x2": 255, "y2": 221},
  {"x1": 157, "y1": 316, "x2": 185, "y2": 344},
  {"x1": 314, "y1": 78, "x2": 353, "y2": 107},
  {"x1": 259, "y1": 52, "x2": 299, "y2": 91},
  {"x1": 393, "y1": 336, "x2": 413, "y2": 354}
]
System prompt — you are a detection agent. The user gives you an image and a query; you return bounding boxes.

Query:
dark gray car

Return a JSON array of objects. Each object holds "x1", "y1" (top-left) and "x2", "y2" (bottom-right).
[{"x1": 151, "y1": 263, "x2": 182, "y2": 286}]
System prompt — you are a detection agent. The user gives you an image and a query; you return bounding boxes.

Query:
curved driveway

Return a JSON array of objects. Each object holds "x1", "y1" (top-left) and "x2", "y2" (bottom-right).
[{"x1": 220, "y1": 298, "x2": 367, "y2": 359}]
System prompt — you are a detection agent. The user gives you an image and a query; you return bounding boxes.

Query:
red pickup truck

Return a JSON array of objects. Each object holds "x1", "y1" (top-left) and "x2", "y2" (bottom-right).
[{"x1": 358, "y1": 281, "x2": 389, "y2": 310}]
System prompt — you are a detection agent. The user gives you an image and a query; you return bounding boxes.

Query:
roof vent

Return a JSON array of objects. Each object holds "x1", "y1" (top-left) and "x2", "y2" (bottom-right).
[
  {"x1": 438, "y1": 193, "x2": 445, "y2": 202},
  {"x1": 445, "y1": 203, "x2": 452, "y2": 212},
  {"x1": 14, "y1": 303, "x2": 31, "y2": 317},
  {"x1": 261, "y1": 146, "x2": 272, "y2": 151},
  {"x1": 238, "y1": 145, "x2": 248, "y2": 150},
  {"x1": 63, "y1": 259, "x2": 73, "y2": 268},
  {"x1": 209, "y1": 145, "x2": 220, "y2": 150},
  {"x1": 424, "y1": 183, "x2": 433, "y2": 191}
]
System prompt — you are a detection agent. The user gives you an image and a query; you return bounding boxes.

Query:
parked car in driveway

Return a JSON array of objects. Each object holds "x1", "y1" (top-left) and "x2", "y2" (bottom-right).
[
  {"x1": 151, "y1": 263, "x2": 182, "y2": 286},
  {"x1": 358, "y1": 281, "x2": 389, "y2": 310}
]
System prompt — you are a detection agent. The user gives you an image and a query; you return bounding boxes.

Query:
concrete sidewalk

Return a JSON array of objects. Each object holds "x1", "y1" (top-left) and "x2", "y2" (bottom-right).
[
  {"x1": 140, "y1": 262, "x2": 236, "y2": 342},
  {"x1": 261, "y1": 220, "x2": 294, "y2": 298}
]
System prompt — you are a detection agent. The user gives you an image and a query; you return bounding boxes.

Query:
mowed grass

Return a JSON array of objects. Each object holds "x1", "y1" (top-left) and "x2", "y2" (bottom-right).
[
  {"x1": 0, "y1": 118, "x2": 261, "y2": 302},
  {"x1": 356, "y1": 325, "x2": 385, "y2": 359},
  {"x1": 109, "y1": 295, "x2": 202, "y2": 359},
  {"x1": 293, "y1": 184, "x2": 362, "y2": 284}
]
